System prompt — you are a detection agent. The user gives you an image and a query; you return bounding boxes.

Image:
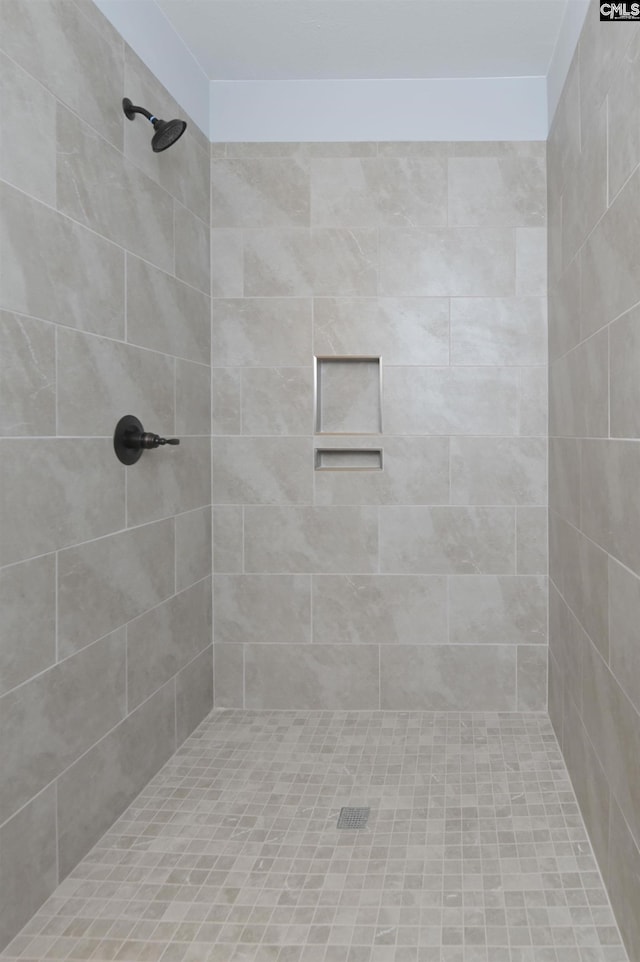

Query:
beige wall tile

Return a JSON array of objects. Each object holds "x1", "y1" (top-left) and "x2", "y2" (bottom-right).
[
  {"x1": 380, "y1": 506, "x2": 515, "y2": 574},
  {"x1": 245, "y1": 644, "x2": 378, "y2": 709},
  {"x1": 0, "y1": 555, "x2": 56, "y2": 697},
  {"x1": 0, "y1": 312, "x2": 55, "y2": 437},
  {"x1": 312, "y1": 575, "x2": 447, "y2": 646},
  {"x1": 449, "y1": 576, "x2": 547, "y2": 646},
  {"x1": 380, "y1": 645, "x2": 517, "y2": 710},
  {"x1": 214, "y1": 574, "x2": 311, "y2": 645}
]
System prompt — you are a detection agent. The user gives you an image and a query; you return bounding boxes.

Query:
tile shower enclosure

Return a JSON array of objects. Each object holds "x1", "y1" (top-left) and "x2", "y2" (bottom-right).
[{"x1": 210, "y1": 141, "x2": 548, "y2": 711}]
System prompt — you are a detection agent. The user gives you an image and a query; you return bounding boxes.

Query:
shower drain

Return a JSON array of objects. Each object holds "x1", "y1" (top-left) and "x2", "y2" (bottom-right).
[{"x1": 337, "y1": 806, "x2": 370, "y2": 830}]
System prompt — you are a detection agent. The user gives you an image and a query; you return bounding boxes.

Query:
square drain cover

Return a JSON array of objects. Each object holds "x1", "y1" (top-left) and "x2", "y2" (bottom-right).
[{"x1": 337, "y1": 806, "x2": 370, "y2": 830}]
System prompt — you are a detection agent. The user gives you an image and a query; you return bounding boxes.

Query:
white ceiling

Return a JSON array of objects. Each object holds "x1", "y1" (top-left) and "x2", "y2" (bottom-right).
[{"x1": 157, "y1": 0, "x2": 568, "y2": 82}]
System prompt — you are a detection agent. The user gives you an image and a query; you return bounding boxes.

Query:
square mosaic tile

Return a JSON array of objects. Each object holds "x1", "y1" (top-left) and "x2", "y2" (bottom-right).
[{"x1": 1, "y1": 712, "x2": 629, "y2": 962}]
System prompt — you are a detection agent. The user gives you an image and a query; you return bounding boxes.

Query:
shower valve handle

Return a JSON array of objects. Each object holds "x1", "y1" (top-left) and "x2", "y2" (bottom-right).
[
  {"x1": 114, "y1": 415, "x2": 180, "y2": 465},
  {"x1": 139, "y1": 432, "x2": 180, "y2": 449}
]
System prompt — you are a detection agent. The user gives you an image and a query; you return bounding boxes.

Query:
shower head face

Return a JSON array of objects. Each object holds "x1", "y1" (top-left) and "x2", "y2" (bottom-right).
[{"x1": 151, "y1": 118, "x2": 187, "y2": 152}]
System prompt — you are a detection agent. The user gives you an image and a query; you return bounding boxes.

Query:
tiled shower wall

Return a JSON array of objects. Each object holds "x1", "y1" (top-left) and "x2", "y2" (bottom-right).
[
  {"x1": 547, "y1": 4, "x2": 640, "y2": 958},
  {"x1": 0, "y1": 0, "x2": 212, "y2": 948},
  {"x1": 210, "y1": 140, "x2": 548, "y2": 711}
]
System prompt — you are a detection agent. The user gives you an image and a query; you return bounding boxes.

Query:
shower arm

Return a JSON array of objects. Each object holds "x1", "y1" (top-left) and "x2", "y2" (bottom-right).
[{"x1": 123, "y1": 98, "x2": 157, "y2": 125}]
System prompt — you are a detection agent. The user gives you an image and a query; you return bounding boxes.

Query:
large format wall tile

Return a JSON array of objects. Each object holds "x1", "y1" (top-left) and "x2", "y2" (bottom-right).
[
  {"x1": 0, "y1": 786, "x2": 57, "y2": 950},
  {"x1": 314, "y1": 437, "x2": 450, "y2": 506},
  {"x1": 607, "y1": 30, "x2": 640, "y2": 200},
  {"x1": 214, "y1": 575, "x2": 311, "y2": 645},
  {"x1": 607, "y1": 801, "x2": 640, "y2": 962},
  {"x1": 608, "y1": 557, "x2": 640, "y2": 715},
  {"x1": 0, "y1": 439, "x2": 124, "y2": 567},
  {"x1": 126, "y1": 436, "x2": 211, "y2": 526},
  {"x1": 314, "y1": 297, "x2": 450, "y2": 365},
  {"x1": 245, "y1": 644, "x2": 378, "y2": 709},
  {"x1": 450, "y1": 437, "x2": 547, "y2": 505},
  {"x1": 450, "y1": 297, "x2": 546, "y2": 365},
  {"x1": 57, "y1": 519, "x2": 175, "y2": 657},
  {"x1": 174, "y1": 203, "x2": 210, "y2": 295},
  {"x1": 517, "y1": 645, "x2": 547, "y2": 709},
  {"x1": 549, "y1": 511, "x2": 608, "y2": 655},
  {"x1": 241, "y1": 368, "x2": 313, "y2": 435},
  {"x1": 127, "y1": 578, "x2": 212, "y2": 709},
  {"x1": 244, "y1": 506, "x2": 379, "y2": 573},
  {"x1": 562, "y1": 695, "x2": 611, "y2": 869},
  {"x1": 211, "y1": 437, "x2": 313, "y2": 504},
  {"x1": 126, "y1": 255, "x2": 211, "y2": 364},
  {"x1": 379, "y1": 227, "x2": 515, "y2": 296},
  {"x1": 311, "y1": 157, "x2": 447, "y2": 228},
  {"x1": 176, "y1": 647, "x2": 214, "y2": 743},
  {"x1": 0, "y1": 555, "x2": 56, "y2": 697},
  {"x1": 0, "y1": 0, "x2": 124, "y2": 149},
  {"x1": 0, "y1": 182, "x2": 124, "y2": 337},
  {"x1": 610, "y1": 303, "x2": 640, "y2": 438},
  {"x1": 581, "y1": 439, "x2": 640, "y2": 576},
  {"x1": 448, "y1": 155, "x2": 546, "y2": 227},
  {"x1": 0, "y1": 51, "x2": 56, "y2": 206},
  {"x1": 212, "y1": 298, "x2": 312, "y2": 367},
  {"x1": 312, "y1": 575, "x2": 447, "y2": 646},
  {"x1": 549, "y1": 330, "x2": 608, "y2": 438},
  {"x1": 211, "y1": 158, "x2": 310, "y2": 227},
  {"x1": 56, "y1": 682, "x2": 175, "y2": 880},
  {"x1": 57, "y1": 107, "x2": 174, "y2": 272},
  {"x1": 380, "y1": 506, "x2": 515, "y2": 574},
  {"x1": 380, "y1": 645, "x2": 517, "y2": 710},
  {"x1": 0, "y1": 312, "x2": 55, "y2": 437},
  {"x1": 449, "y1": 575, "x2": 547, "y2": 645},
  {"x1": 0, "y1": 629, "x2": 126, "y2": 823},
  {"x1": 384, "y1": 367, "x2": 519, "y2": 436},
  {"x1": 56, "y1": 327, "x2": 174, "y2": 437},
  {"x1": 176, "y1": 507, "x2": 212, "y2": 592}
]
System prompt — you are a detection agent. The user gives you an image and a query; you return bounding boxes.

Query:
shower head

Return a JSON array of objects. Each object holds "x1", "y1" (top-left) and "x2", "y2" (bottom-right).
[{"x1": 122, "y1": 98, "x2": 187, "y2": 152}]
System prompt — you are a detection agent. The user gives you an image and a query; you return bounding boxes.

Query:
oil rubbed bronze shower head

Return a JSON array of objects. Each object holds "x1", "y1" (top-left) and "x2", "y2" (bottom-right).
[{"x1": 122, "y1": 98, "x2": 187, "y2": 152}]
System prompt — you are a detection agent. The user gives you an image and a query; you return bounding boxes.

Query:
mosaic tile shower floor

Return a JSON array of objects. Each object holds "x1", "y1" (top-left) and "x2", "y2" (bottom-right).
[{"x1": 1, "y1": 711, "x2": 629, "y2": 962}]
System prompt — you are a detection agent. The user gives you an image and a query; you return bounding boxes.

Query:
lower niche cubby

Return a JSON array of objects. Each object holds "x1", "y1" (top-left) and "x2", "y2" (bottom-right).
[{"x1": 314, "y1": 448, "x2": 383, "y2": 471}]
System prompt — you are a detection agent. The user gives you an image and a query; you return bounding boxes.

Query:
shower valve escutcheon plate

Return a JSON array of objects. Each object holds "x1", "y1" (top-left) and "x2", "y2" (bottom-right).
[{"x1": 113, "y1": 414, "x2": 180, "y2": 465}]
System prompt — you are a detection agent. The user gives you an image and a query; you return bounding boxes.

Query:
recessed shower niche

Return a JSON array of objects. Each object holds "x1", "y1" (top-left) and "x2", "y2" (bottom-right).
[{"x1": 314, "y1": 357, "x2": 382, "y2": 434}]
